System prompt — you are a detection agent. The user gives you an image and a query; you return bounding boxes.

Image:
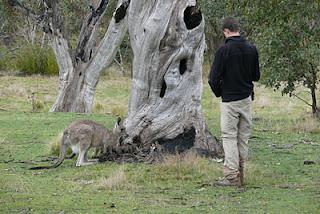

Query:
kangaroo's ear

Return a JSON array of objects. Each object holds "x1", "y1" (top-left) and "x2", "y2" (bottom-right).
[{"x1": 117, "y1": 117, "x2": 121, "y2": 125}]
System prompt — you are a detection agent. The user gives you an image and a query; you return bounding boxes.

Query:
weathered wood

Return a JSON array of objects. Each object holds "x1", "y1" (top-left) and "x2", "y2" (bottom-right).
[
  {"x1": 49, "y1": 0, "x2": 130, "y2": 113},
  {"x1": 74, "y1": 0, "x2": 109, "y2": 64},
  {"x1": 73, "y1": 0, "x2": 129, "y2": 113},
  {"x1": 119, "y1": 0, "x2": 222, "y2": 157},
  {"x1": 11, "y1": 0, "x2": 130, "y2": 113}
]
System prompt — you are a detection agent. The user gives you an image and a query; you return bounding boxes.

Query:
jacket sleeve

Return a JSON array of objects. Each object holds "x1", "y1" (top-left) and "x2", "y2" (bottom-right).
[
  {"x1": 252, "y1": 47, "x2": 260, "y2": 82},
  {"x1": 208, "y1": 47, "x2": 224, "y2": 97}
]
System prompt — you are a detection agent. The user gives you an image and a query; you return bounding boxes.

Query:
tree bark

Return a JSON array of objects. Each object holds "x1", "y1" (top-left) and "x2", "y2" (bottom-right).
[
  {"x1": 10, "y1": 0, "x2": 127, "y2": 113},
  {"x1": 49, "y1": 0, "x2": 130, "y2": 113},
  {"x1": 309, "y1": 63, "x2": 320, "y2": 117},
  {"x1": 120, "y1": 0, "x2": 222, "y2": 157}
]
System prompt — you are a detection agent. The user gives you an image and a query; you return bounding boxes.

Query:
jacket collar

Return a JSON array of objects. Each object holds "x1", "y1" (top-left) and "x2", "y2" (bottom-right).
[{"x1": 225, "y1": 36, "x2": 245, "y2": 44}]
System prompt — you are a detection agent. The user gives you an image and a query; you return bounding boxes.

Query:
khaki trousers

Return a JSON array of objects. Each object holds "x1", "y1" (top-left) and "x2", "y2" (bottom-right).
[{"x1": 220, "y1": 96, "x2": 252, "y2": 179}]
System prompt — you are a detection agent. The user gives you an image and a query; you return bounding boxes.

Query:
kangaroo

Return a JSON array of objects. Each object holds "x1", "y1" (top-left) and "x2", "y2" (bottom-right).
[{"x1": 30, "y1": 118, "x2": 123, "y2": 170}]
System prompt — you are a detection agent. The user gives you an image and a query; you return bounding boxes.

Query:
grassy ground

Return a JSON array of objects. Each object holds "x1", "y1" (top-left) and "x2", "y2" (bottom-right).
[{"x1": 0, "y1": 71, "x2": 320, "y2": 213}]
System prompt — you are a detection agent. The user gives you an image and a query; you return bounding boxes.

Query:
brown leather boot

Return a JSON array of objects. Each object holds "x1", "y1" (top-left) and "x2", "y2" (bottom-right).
[{"x1": 215, "y1": 176, "x2": 241, "y2": 187}]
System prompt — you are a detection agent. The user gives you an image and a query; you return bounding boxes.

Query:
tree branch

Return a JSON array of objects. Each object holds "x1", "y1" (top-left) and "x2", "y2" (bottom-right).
[
  {"x1": 75, "y1": 0, "x2": 109, "y2": 63},
  {"x1": 79, "y1": 0, "x2": 130, "y2": 113},
  {"x1": 290, "y1": 93, "x2": 312, "y2": 107}
]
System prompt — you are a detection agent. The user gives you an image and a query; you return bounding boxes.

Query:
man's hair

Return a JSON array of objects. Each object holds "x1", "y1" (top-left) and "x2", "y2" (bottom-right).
[{"x1": 222, "y1": 17, "x2": 240, "y2": 32}]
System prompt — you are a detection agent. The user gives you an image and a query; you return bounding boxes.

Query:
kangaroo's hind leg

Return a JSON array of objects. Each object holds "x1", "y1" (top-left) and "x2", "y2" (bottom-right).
[
  {"x1": 76, "y1": 148, "x2": 97, "y2": 166},
  {"x1": 76, "y1": 137, "x2": 91, "y2": 166},
  {"x1": 77, "y1": 151, "x2": 98, "y2": 166},
  {"x1": 76, "y1": 141, "x2": 98, "y2": 166},
  {"x1": 76, "y1": 149, "x2": 86, "y2": 167}
]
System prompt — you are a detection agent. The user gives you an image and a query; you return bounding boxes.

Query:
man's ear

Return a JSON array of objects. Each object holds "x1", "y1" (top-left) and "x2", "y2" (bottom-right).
[{"x1": 223, "y1": 29, "x2": 229, "y2": 35}]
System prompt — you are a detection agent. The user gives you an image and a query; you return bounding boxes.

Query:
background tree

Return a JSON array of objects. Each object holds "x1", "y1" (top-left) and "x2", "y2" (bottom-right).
[
  {"x1": 9, "y1": 0, "x2": 129, "y2": 113},
  {"x1": 255, "y1": 0, "x2": 320, "y2": 117}
]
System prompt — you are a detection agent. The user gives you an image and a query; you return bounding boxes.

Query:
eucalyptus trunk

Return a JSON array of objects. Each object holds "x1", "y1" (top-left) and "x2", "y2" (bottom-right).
[
  {"x1": 9, "y1": 0, "x2": 126, "y2": 113},
  {"x1": 48, "y1": 0, "x2": 130, "y2": 113},
  {"x1": 120, "y1": 0, "x2": 222, "y2": 156}
]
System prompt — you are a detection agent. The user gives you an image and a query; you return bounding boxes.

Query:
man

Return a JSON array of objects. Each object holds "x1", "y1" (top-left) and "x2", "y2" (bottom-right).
[{"x1": 208, "y1": 17, "x2": 260, "y2": 187}]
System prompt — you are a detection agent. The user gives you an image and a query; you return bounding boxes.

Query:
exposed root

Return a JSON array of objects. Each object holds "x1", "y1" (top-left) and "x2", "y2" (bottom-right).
[
  {"x1": 98, "y1": 138, "x2": 222, "y2": 164},
  {"x1": 98, "y1": 142, "x2": 164, "y2": 164}
]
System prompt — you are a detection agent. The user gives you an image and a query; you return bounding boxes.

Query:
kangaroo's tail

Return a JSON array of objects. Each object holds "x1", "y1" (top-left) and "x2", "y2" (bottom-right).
[{"x1": 29, "y1": 133, "x2": 68, "y2": 170}]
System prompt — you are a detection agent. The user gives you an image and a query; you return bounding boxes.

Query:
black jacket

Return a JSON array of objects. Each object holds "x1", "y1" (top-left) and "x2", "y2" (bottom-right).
[{"x1": 208, "y1": 36, "x2": 260, "y2": 102}]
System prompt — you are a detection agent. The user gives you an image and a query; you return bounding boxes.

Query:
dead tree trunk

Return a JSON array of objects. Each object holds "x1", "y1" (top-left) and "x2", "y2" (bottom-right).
[
  {"x1": 10, "y1": 0, "x2": 130, "y2": 113},
  {"x1": 117, "y1": 0, "x2": 222, "y2": 159},
  {"x1": 49, "y1": 0, "x2": 130, "y2": 113}
]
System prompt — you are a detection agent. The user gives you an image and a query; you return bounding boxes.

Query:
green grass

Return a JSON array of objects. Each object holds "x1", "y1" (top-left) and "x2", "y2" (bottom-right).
[{"x1": 0, "y1": 73, "x2": 320, "y2": 213}]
